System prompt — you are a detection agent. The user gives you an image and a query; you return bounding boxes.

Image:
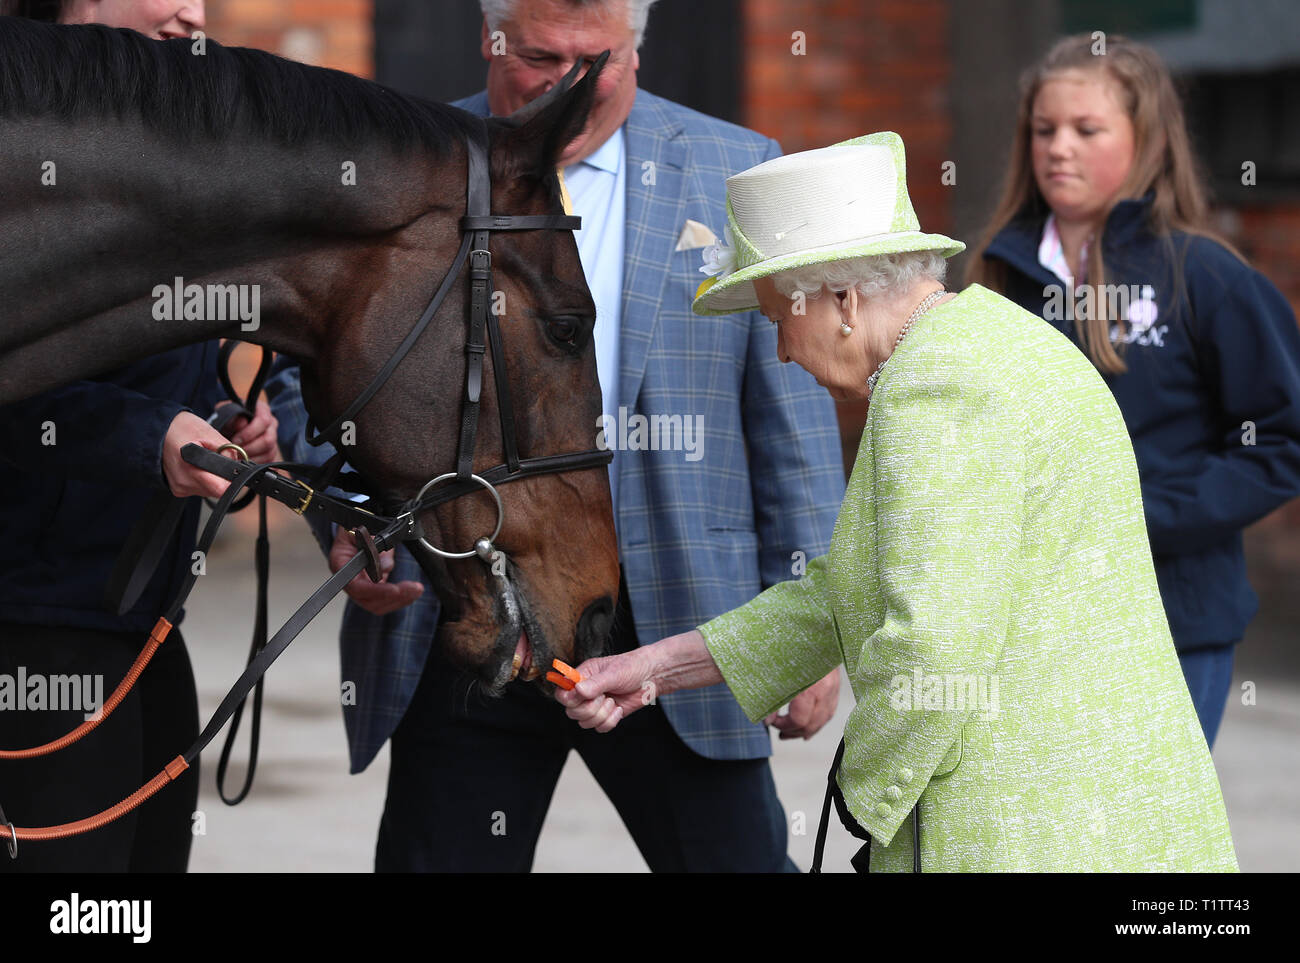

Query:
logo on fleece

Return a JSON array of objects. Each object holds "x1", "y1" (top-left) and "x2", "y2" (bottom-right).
[{"x1": 1112, "y1": 285, "x2": 1167, "y2": 347}]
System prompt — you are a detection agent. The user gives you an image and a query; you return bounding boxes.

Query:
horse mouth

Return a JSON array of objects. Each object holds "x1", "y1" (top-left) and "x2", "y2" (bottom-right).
[
  {"x1": 509, "y1": 630, "x2": 537, "y2": 682},
  {"x1": 488, "y1": 561, "x2": 553, "y2": 691}
]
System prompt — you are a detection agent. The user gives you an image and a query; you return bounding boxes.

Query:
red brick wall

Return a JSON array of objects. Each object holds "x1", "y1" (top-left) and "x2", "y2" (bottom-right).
[
  {"x1": 742, "y1": 0, "x2": 952, "y2": 232},
  {"x1": 1231, "y1": 203, "x2": 1300, "y2": 314},
  {"x1": 743, "y1": 0, "x2": 954, "y2": 467},
  {"x1": 204, "y1": 0, "x2": 373, "y2": 76}
]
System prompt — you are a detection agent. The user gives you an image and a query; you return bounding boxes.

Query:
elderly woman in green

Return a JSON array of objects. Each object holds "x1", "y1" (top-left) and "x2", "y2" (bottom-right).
[{"x1": 555, "y1": 132, "x2": 1238, "y2": 873}]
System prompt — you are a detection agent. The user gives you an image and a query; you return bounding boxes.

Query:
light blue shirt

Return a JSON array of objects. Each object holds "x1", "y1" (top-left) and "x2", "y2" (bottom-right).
[{"x1": 563, "y1": 128, "x2": 626, "y2": 514}]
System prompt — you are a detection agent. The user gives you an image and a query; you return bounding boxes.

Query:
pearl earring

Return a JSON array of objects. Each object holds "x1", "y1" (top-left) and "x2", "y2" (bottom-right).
[{"x1": 839, "y1": 322, "x2": 853, "y2": 336}]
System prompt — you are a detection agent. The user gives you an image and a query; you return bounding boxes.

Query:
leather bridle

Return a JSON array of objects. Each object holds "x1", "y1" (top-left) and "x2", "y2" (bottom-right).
[
  {"x1": 0, "y1": 117, "x2": 613, "y2": 853},
  {"x1": 305, "y1": 116, "x2": 612, "y2": 563}
]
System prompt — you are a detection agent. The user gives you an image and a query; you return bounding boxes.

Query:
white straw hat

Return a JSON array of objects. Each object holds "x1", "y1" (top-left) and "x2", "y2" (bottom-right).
[{"x1": 692, "y1": 131, "x2": 964, "y2": 316}]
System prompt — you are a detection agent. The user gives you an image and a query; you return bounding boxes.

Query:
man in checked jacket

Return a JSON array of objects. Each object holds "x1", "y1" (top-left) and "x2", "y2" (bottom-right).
[{"x1": 267, "y1": 0, "x2": 844, "y2": 871}]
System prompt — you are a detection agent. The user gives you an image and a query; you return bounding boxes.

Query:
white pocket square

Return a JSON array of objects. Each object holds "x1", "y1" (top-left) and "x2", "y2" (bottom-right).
[{"x1": 675, "y1": 219, "x2": 719, "y2": 252}]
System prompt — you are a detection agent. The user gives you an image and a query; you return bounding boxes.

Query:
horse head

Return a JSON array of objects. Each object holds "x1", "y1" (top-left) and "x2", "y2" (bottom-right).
[
  {"x1": 305, "y1": 61, "x2": 623, "y2": 689},
  {"x1": 0, "y1": 19, "x2": 620, "y2": 691}
]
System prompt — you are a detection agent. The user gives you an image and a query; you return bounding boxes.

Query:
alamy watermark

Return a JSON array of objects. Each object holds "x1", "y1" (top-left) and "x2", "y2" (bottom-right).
[
  {"x1": 889, "y1": 668, "x2": 999, "y2": 721},
  {"x1": 1043, "y1": 283, "x2": 1167, "y2": 346},
  {"x1": 152, "y1": 276, "x2": 261, "y2": 331},
  {"x1": 50, "y1": 893, "x2": 150, "y2": 943},
  {"x1": 596, "y1": 407, "x2": 704, "y2": 462},
  {"x1": 0, "y1": 667, "x2": 104, "y2": 721}
]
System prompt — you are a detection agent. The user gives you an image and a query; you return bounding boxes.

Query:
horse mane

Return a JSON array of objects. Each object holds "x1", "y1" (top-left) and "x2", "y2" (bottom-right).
[{"x1": 0, "y1": 16, "x2": 481, "y2": 152}]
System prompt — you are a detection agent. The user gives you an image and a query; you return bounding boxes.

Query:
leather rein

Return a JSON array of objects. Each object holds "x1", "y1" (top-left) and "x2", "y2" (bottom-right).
[{"x1": 0, "y1": 119, "x2": 612, "y2": 855}]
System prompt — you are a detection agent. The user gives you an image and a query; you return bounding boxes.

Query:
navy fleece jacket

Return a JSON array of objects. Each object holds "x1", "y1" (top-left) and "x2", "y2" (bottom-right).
[
  {"x1": 983, "y1": 195, "x2": 1300, "y2": 650},
  {"x1": 0, "y1": 344, "x2": 221, "y2": 634}
]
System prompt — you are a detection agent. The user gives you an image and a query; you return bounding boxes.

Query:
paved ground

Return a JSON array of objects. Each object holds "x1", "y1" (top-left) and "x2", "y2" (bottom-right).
[{"x1": 183, "y1": 510, "x2": 1299, "y2": 872}]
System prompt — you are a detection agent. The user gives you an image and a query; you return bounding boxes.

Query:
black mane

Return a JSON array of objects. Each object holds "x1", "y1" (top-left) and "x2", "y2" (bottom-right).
[{"x1": 0, "y1": 16, "x2": 480, "y2": 152}]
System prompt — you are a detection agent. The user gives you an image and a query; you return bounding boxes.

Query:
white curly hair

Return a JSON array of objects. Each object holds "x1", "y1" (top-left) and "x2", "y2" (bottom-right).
[{"x1": 771, "y1": 251, "x2": 948, "y2": 302}]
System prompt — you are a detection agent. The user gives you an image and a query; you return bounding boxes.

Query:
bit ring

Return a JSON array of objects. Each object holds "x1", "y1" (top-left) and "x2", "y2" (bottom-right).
[{"x1": 413, "y1": 473, "x2": 504, "y2": 559}]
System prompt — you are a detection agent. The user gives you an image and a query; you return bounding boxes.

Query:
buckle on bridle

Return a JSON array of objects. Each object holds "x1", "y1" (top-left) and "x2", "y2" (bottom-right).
[
  {"x1": 469, "y1": 249, "x2": 491, "y2": 273},
  {"x1": 291, "y1": 481, "x2": 314, "y2": 516},
  {"x1": 349, "y1": 526, "x2": 383, "y2": 582}
]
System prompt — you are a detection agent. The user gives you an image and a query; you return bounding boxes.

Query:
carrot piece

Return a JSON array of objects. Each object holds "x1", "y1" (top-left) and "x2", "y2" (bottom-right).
[
  {"x1": 546, "y1": 670, "x2": 575, "y2": 690},
  {"x1": 551, "y1": 659, "x2": 583, "y2": 684}
]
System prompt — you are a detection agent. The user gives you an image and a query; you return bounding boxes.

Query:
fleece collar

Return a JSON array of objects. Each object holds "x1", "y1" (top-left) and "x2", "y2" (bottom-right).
[{"x1": 984, "y1": 192, "x2": 1156, "y2": 284}]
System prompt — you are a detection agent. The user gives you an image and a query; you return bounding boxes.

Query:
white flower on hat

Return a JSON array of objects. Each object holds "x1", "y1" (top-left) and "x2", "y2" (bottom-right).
[{"x1": 699, "y1": 225, "x2": 737, "y2": 279}]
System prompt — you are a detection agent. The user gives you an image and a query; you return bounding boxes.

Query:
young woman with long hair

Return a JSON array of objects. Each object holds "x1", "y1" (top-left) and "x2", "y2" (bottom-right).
[{"x1": 966, "y1": 34, "x2": 1300, "y2": 749}]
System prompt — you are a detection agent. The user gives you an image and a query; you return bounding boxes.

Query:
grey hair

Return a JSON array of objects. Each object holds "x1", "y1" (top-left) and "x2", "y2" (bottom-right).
[
  {"x1": 771, "y1": 251, "x2": 949, "y2": 302},
  {"x1": 480, "y1": 0, "x2": 660, "y2": 48}
]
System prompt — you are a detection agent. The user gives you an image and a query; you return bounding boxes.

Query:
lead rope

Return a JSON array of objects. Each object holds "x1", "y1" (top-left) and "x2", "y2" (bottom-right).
[
  {"x1": 0, "y1": 346, "x2": 273, "y2": 763},
  {"x1": 215, "y1": 487, "x2": 269, "y2": 806},
  {"x1": 2, "y1": 347, "x2": 276, "y2": 780},
  {"x1": 0, "y1": 461, "x2": 390, "y2": 851},
  {"x1": 211, "y1": 344, "x2": 274, "y2": 806}
]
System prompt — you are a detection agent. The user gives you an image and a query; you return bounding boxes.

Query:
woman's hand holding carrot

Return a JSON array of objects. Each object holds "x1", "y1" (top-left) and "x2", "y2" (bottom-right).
[{"x1": 554, "y1": 630, "x2": 722, "y2": 732}]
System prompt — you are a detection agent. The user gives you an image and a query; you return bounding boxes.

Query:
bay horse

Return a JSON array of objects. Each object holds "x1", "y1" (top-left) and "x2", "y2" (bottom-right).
[{"x1": 0, "y1": 18, "x2": 620, "y2": 690}]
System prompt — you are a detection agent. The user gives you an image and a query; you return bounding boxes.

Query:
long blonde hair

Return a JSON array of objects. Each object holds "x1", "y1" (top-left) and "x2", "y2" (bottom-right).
[{"x1": 965, "y1": 33, "x2": 1240, "y2": 374}]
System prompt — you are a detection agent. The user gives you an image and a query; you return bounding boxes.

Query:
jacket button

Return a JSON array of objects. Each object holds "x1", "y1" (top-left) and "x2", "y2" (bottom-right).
[
  {"x1": 884, "y1": 786, "x2": 902, "y2": 801},
  {"x1": 874, "y1": 803, "x2": 891, "y2": 819},
  {"x1": 897, "y1": 768, "x2": 913, "y2": 784}
]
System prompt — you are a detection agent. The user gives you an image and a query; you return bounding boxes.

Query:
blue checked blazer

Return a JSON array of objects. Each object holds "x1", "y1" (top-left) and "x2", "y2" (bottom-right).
[{"x1": 266, "y1": 88, "x2": 844, "y2": 773}]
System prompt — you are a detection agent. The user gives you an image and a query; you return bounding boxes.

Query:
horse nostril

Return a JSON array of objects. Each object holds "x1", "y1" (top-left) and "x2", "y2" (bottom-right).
[{"x1": 575, "y1": 596, "x2": 615, "y2": 658}]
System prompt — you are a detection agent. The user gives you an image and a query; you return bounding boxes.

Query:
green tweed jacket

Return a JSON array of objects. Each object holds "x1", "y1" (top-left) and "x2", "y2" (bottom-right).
[{"x1": 700, "y1": 284, "x2": 1238, "y2": 872}]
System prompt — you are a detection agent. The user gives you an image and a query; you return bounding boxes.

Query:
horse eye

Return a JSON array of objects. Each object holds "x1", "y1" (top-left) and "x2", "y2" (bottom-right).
[{"x1": 547, "y1": 316, "x2": 581, "y2": 345}]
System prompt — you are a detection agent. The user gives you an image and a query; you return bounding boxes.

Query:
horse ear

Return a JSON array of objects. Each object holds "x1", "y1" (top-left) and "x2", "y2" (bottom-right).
[
  {"x1": 503, "y1": 53, "x2": 593, "y2": 128},
  {"x1": 492, "y1": 50, "x2": 610, "y2": 178}
]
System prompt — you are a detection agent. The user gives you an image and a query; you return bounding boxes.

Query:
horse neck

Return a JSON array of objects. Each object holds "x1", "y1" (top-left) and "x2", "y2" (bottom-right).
[{"x1": 0, "y1": 116, "x2": 454, "y2": 403}]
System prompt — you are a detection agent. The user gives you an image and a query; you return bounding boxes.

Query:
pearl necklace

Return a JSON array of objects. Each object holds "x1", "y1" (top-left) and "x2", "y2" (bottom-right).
[{"x1": 866, "y1": 289, "x2": 946, "y2": 394}]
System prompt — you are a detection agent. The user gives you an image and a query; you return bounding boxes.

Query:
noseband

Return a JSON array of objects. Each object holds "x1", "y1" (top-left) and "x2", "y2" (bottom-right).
[{"x1": 303, "y1": 116, "x2": 613, "y2": 562}]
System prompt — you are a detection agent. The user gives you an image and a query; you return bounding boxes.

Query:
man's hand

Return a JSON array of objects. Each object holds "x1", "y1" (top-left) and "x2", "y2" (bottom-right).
[
  {"x1": 328, "y1": 526, "x2": 424, "y2": 615},
  {"x1": 765, "y1": 667, "x2": 840, "y2": 740}
]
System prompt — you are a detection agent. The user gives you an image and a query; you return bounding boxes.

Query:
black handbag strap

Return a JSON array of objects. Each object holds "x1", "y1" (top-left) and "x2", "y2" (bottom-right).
[
  {"x1": 810, "y1": 737, "x2": 921, "y2": 873},
  {"x1": 811, "y1": 738, "x2": 847, "y2": 873}
]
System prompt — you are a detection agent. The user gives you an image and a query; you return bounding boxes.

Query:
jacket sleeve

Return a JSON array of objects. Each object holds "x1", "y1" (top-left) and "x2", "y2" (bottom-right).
[
  {"x1": 698, "y1": 551, "x2": 844, "y2": 720},
  {"x1": 842, "y1": 355, "x2": 1023, "y2": 846},
  {"x1": 0, "y1": 380, "x2": 182, "y2": 490},
  {"x1": 1142, "y1": 257, "x2": 1300, "y2": 554}
]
